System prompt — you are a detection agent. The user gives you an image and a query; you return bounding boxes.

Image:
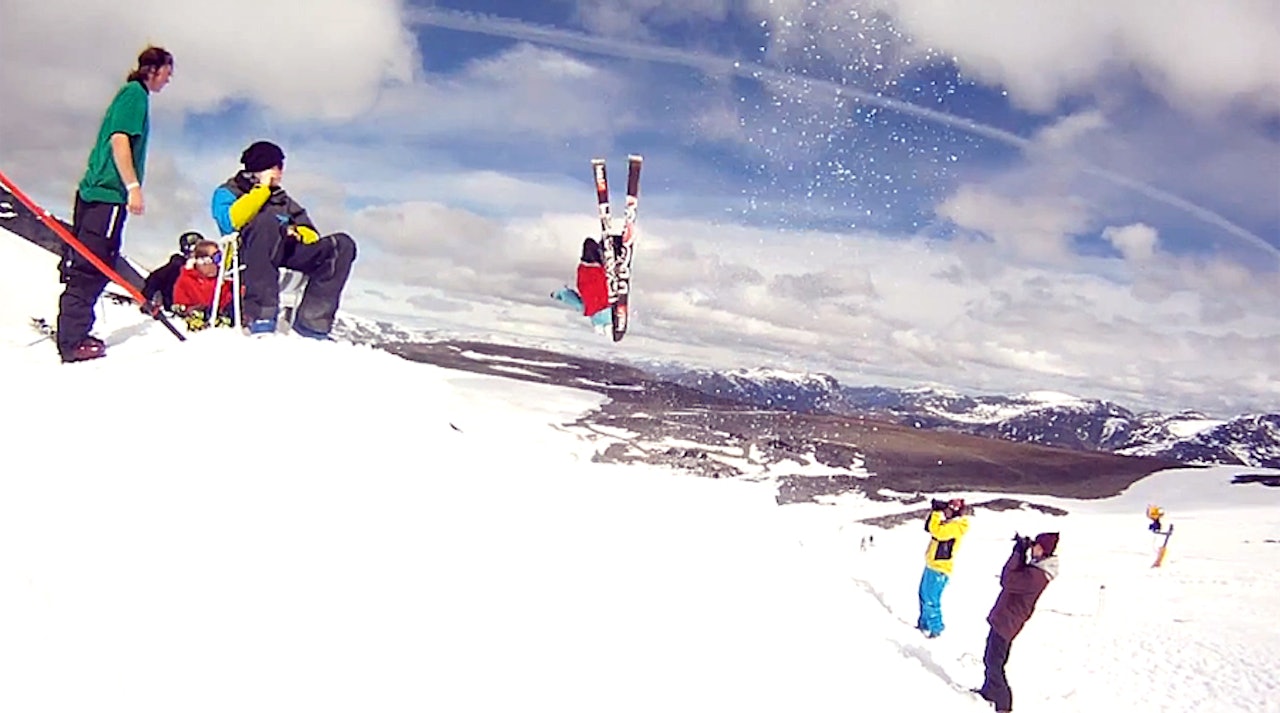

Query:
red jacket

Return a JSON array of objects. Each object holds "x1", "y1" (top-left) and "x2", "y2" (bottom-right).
[
  {"x1": 172, "y1": 266, "x2": 234, "y2": 313},
  {"x1": 987, "y1": 549, "x2": 1058, "y2": 641},
  {"x1": 576, "y1": 262, "x2": 610, "y2": 316}
]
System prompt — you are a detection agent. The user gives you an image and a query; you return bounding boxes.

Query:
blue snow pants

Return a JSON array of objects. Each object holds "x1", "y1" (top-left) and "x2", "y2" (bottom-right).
[
  {"x1": 917, "y1": 566, "x2": 950, "y2": 637},
  {"x1": 551, "y1": 287, "x2": 611, "y2": 328}
]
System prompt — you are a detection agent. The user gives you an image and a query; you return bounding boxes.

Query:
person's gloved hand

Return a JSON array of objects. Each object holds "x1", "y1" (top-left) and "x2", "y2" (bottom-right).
[
  {"x1": 139, "y1": 296, "x2": 162, "y2": 318},
  {"x1": 1012, "y1": 533, "x2": 1032, "y2": 554},
  {"x1": 286, "y1": 224, "x2": 321, "y2": 244}
]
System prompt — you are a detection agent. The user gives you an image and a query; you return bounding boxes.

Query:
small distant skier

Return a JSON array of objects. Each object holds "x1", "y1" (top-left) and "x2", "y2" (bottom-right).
[
  {"x1": 1147, "y1": 504, "x2": 1164, "y2": 533},
  {"x1": 551, "y1": 236, "x2": 612, "y2": 333},
  {"x1": 973, "y1": 532, "x2": 1060, "y2": 713},
  {"x1": 917, "y1": 498, "x2": 969, "y2": 638}
]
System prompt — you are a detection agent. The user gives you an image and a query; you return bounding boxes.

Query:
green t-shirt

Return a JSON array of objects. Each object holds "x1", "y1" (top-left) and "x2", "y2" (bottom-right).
[{"x1": 78, "y1": 80, "x2": 150, "y2": 204}]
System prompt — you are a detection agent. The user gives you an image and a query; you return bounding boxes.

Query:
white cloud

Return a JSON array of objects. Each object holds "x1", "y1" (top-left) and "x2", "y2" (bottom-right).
[
  {"x1": 363, "y1": 44, "x2": 633, "y2": 142},
  {"x1": 0, "y1": 1, "x2": 416, "y2": 135},
  {"x1": 744, "y1": 0, "x2": 1280, "y2": 115},
  {"x1": 1102, "y1": 223, "x2": 1159, "y2": 262},
  {"x1": 936, "y1": 185, "x2": 1092, "y2": 264},
  {"x1": 1033, "y1": 111, "x2": 1109, "y2": 150}
]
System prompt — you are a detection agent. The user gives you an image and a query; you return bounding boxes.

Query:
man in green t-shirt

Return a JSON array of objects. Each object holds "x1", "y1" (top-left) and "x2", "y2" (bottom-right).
[{"x1": 57, "y1": 45, "x2": 174, "y2": 363}]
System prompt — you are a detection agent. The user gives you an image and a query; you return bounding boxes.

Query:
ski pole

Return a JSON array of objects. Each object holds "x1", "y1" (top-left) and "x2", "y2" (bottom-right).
[{"x1": 0, "y1": 169, "x2": 186, "y2": 342}]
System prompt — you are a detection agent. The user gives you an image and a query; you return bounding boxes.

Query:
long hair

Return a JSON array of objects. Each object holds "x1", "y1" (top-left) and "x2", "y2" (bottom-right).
[{"x1": 126, "y1": 45, "x2": 173, "y2": 83}]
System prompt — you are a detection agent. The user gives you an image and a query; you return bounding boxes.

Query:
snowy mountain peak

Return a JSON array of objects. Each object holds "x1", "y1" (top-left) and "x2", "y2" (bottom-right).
[
  {"x1": 674, "y1": 365, "x2": 840, "y2": 412},
  {"x1": 723, "y1": 366, "x2": 838, "y2": 387},
  {"x1": 1018, "y1": 390, "x2": 1086, "y2": 405}
]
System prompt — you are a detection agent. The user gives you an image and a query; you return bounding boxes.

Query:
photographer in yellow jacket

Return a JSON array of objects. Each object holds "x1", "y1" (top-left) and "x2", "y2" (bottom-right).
[{"x1": 917, "y1": 498, "x2": 970, "y2": 638}]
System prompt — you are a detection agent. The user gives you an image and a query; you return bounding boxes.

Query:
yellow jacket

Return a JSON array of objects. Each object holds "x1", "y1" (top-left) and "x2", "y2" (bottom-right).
[
  {"x1": 924, "y1": 511, "x2": 969, "y2": 575},
  {"x1": 211, "y1": 177, "x2": 321, "y2": 244}
]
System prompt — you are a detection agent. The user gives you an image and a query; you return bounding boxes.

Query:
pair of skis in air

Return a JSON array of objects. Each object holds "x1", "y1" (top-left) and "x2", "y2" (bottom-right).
[{"x1": 590, "y1": 154, "x2": 642, "y2": 343}]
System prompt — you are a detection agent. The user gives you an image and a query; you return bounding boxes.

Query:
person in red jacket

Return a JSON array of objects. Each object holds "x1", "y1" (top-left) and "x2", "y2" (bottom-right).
[
  {"x1": 551, "y1": 237, "x2": 612, "y2": 333},
  {"x1": 973, "y1": 531, "x2": 1059, "y2": 713},
  {"x1": 172, "y1": 239, "x2": 235, "y2": 328}
]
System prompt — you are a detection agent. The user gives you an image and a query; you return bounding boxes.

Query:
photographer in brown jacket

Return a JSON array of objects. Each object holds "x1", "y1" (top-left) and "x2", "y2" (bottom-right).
[{"x1": 973, "y1": 532, "x2": 1059, "y2": 713}]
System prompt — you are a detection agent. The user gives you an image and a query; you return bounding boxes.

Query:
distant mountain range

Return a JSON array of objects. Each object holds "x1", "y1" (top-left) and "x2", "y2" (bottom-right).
[
  {"x1": 320, "y1": 313, "x2": 1280, "y2": 469},
  {"x1": 664, "y1": 367, "x2": 1280, "y2": 468}
]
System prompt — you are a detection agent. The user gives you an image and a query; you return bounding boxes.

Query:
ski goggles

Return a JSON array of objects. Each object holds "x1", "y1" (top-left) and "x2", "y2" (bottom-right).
[{"x1": 193, "y1": 251, "x2": 223, "y2": 265}]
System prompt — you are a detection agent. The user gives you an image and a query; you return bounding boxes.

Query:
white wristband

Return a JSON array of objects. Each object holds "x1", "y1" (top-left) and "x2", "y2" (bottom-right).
[{"x1": 125, "y1": 182, "x2": 141, "y2": 191}]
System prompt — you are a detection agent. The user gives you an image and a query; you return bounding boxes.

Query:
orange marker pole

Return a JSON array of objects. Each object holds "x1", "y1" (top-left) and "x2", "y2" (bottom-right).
[{"x1": 1152, "y1": 523, "x2": 1174, "y2": 568}]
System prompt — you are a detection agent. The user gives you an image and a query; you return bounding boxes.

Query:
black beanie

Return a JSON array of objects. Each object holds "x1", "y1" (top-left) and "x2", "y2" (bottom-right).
[
  {"x1": 240, "y1": 141, "x2": 285, "y2": 172},
  {"x1": 581, "y1": 237, "x2": 602, "y2": 265}
]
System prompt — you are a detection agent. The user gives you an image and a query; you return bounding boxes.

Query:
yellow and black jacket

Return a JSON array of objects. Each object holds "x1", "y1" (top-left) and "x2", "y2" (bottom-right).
[
  {"x1": 211, "y1": 172, "x2": 320, "y2": 244},
  {"x1": 923, "y1": 510, "x2": 969, "y2": 576}
]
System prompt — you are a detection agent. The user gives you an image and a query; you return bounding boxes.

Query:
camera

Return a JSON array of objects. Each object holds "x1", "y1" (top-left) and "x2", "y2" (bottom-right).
[{"x1": 930, "y1": 499, "x2": 948, "y2": 511}]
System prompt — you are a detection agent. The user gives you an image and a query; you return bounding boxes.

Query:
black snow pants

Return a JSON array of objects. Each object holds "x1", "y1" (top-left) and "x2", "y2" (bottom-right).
[
  {"x1": 57, "y1": 194, "x2": 127, "y2": 356},
  {"x1": 238, "y1": 211, "x2": 357, "y2": 333},
  {"x1": 980, "y1": 627, "x2": 1013, "y2": 711}
]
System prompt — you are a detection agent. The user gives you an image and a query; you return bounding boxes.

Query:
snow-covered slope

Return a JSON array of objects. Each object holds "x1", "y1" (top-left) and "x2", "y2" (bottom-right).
[
  {"x1": 789, "y1": 465, "x2": 1280, "y2": 713},
  {"x1": 2, "y1": 225, "x2": 1279, "y2": 712}
]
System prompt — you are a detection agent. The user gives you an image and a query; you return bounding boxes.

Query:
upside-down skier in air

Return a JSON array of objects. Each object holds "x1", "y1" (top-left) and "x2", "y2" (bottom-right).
[{"x1": 551, "y1": 236, "x2": 613, "y2": 334}]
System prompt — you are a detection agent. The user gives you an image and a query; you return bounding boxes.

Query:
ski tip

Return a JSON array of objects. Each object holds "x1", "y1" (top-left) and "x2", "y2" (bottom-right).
[
  {"x1": 628, "y1": 154, "x2": 644, "y2": 162},
  {"x1": 590, "y1": 158, "x2": 606, "y2": 165}
]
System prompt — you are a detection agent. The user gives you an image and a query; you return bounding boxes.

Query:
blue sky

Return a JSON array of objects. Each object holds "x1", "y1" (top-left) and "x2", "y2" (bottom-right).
[
  {"x1": 2, "y1": 0, "x2": 1279, "y2": 415},
  {"x1": 403, "y1": 1, "x2": 1279, "y2": 248}
]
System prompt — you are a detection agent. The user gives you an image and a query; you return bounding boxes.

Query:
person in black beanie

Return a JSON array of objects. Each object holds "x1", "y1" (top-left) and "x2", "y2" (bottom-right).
[
  {"x1": 210, "y1": 140, "x2": 357, "y2": 337},
  {"x1": 240, "y1": 141, "x2": 285, "y2": 174}
]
